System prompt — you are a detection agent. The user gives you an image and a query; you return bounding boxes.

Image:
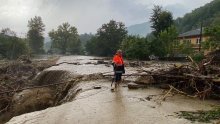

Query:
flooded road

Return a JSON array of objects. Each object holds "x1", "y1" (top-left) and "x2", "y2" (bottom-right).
[{"x1": 7, "y1": 56, "x2": 219, "y2": 124}]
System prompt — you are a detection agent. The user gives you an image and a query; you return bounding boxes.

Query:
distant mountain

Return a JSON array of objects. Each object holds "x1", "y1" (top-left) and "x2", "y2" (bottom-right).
[{"x1": 127, "y1": 22, "x2": 151, "y2": 37}]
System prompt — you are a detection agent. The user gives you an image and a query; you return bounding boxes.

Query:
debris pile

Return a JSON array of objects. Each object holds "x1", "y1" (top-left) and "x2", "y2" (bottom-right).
[
  {"x1": 0, "y1": 57, "x2": 60, "y2": 123},
  {"x1": 206, "y1": 50, "x2": 220, "y2": 66},
  {"x1": 142, "y1": 54, "x2": 220, "y2": 100},
  {"x1": 0, "y1": 56, "x2": 108, "y2": 123}
]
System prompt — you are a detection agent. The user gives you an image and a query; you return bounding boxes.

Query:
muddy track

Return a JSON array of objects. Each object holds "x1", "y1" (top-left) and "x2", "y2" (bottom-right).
[{"x1": 4, "y1": 56, "x2": 220, "y2": 124}]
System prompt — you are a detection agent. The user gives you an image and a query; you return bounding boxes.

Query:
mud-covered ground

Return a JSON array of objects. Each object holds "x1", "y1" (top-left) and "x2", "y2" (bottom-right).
[{"x1": 4, "y1": 56, "x2": 220, "y2": 124}]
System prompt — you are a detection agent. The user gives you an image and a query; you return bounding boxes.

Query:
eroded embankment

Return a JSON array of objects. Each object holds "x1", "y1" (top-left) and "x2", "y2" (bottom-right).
[
  {"x1": 3, "y1": 55, "x2": 220, "y2": 124},
  {"x1": 0, "y1": 68, "x2": 105, "y2": 124}
]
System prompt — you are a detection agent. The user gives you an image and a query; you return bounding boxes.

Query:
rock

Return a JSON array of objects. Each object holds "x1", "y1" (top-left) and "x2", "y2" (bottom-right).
[
  {"x1": 105, "y1": 64, "x2": 111, "y2": 67},
  {"x1": 97, "y1": 60, "x2": 105, "y2": 64},
  {"x1": 135, "y1": 76, "x2": 155, "y2": 85},
  {"x1": 97, "y1": 60, "x2": 109, "y2": 64},
  {"x1": 129, "y1": 62, "x2": 139, "y2": 67},
  {"x1": 128, "y1": 82, "x2": 139, "y2": 89},
  {"x1": 127, "y1": 82, "x2": 148, "y2": 89},
  {"x1": 93, "y1": 86, "x2": 101, "y2": 89},
  {"x1": 85, "y1": 62, "x2": 92, "y2": 64},
  {"x1": 159, "y1": 84, "x2": 170, "y2": 89},
  {"x1": 145, "y1": 95, "x2": 154, "y2": 101}
]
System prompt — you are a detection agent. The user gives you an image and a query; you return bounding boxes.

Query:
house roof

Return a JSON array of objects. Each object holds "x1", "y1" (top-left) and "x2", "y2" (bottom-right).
[{"x1": 178, "y1": 29, "x2": 203, "y2": 38}]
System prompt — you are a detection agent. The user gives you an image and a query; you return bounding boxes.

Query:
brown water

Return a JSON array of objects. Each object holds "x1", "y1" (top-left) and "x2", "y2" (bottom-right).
[{"x1": 7, "y1": 56, "x2": 220, "y2": 124}]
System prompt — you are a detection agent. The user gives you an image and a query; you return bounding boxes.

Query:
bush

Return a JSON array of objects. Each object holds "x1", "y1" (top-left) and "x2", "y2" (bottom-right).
[
  {"x1": 0, "y1": 34, "x2": 29, "y2": 59},
  {"x1": 192, "y1": 52, "x2": 205, "y2": 63},
  {"x1": 121, "y1": 36, "x2": 150, "y2": 60}
]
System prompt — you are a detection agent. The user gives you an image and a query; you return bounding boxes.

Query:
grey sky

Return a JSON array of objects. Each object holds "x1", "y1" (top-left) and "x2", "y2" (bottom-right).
[{"x1": 0, "y1": 0, "x2": 212, "y2": 37}]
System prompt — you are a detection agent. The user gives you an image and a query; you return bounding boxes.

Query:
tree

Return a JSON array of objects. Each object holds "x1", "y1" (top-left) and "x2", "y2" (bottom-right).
[
  {"x1": 149, "y1": 39, "x2": 166, "y2": 57},
  {"x1": 204, "y1": 24, "x2": 220, "y2": 51},
  {"x1": 150, "y1": 5, "x2": 174, "y2": 37},
  {"x1": 85, "y1": 36, "x2": 98, "y2": 55},
  {"x1": 0, "y1": 28, "x2": 29, "y2": 59},
  {"x1": 121, "y1": 36, "x2": 150, "y2": 60},
  {"x1": 80, "y1": 33, "x2": 94, "y2": 47},
  {"x1": 158, "y1": 25, "x2": 178, "y2": 56},
  {"x1": 86, "y1": 20, "x2": 127, "y2": 56},
  {"x1": 178, "y1": 40, "x2": 194, "y2": 55},
  {"x1": 149, "y1": 6, "x2": 175, "y2": 57},
  {"x1": 49, "y1": 22, "x2": 81, "y2": 54},
  {"x1": 87, "y1": 20, "x2": 127, "y2": 56},
  {"x1": 1, "y1": 28, "x2": 16, "y2": 37},
  {"x1": 27, "y1": 16, "x2": 45, "y2": 54}
]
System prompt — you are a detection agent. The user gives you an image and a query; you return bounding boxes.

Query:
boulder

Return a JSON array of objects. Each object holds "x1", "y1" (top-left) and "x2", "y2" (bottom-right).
[
  {"x1": 135, "y1": 76, "x2": 155, "y2": 85},
  {"x1": 97, "y1": 60, "x2": 109, "y2": 64}
]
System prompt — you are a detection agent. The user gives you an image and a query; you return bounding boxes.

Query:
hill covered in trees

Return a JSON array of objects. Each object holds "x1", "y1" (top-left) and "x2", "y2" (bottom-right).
[
  {"x1": 175, "y1": 0, "x2": 220, "y2": 33},
  {"x1": 127, "y1": 0, "x2": 220, "y2": 36},
  {"x1": 127, "y1": 22, "x2": 151, "y2": 37}
]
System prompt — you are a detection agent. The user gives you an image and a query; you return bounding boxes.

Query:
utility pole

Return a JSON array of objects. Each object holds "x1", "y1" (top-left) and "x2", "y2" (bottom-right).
[{"x1": 199, "y1": 21, "x2": 203, "y2": 52}]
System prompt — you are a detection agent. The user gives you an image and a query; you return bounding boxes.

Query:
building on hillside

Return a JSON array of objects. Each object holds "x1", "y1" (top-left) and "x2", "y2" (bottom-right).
[{"x1": 178, "y1": 28, "x2": 209, "y2": 52}]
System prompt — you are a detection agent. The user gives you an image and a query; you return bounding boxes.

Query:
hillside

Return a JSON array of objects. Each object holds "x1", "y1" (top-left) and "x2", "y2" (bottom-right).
[
  {"x1": 127, "y1": 0, "x2": 220, "y2": 35},
  {"x1": 175, "y1": 0, "x2": 220, "y2": 33},
  {"x1": 127, "y1": 22, "x2": 151, "y2": 37}
]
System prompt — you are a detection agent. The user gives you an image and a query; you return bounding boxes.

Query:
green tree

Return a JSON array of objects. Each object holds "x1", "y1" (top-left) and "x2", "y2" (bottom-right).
[
  {"x1": 0, "y1": 28, "x2": 29, "y2": 59},
  {"x1": 149, "y1": 6, "x2": 175, "y2": 57},
  {"x1": 93, "y1": 20, "x2": 127, "y2": 56},
  {"x1": 86, "y1": 20, "x2": 127, "y2": 56},
  {"x1": 49, "y1": 22, "x2": 81, "y2": 54},
  {"x1": 27, "y1": 16, "x2": 45, "y2": 54},
  {"x1": 149, "y1": 39, "x2": 166, "y2": 57},
  {"x1": 85, "y1": 36, "x2": 97, "y2": 55},
  {"x1": 204, "y1": 24, "x2": 220, "y2": 51},
  {"x1": 150, "y1": 5, "x2": 174, "y2": 37},
  {"x1": 80, "y1": 33, "x2": 94, "y2": 47},
  {"x1": 158, "y1": 25, "x2": 178, "y2": 56},
  {"x1": 121, "y1": 36, "x2": 150, "y2": 60},
  {"x1": 178, "y1": 40, "x2": 194, "y2": 55}
]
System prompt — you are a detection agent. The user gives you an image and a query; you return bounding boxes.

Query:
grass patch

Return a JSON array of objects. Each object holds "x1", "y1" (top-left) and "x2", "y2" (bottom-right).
[{"x1": 177, "y1": 108, "x2": 220, "y2": 123}]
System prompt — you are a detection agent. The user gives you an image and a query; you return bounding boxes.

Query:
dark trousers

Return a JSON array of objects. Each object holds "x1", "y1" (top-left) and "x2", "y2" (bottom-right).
[{"x1": 114, "y1": 72, "x2": 122, "y2": 82}]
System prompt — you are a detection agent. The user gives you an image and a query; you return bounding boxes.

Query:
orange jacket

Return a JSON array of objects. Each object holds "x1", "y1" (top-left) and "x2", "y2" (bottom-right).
[{"x1": 113, "y1": 54, "x2": 124, "y2": 66}]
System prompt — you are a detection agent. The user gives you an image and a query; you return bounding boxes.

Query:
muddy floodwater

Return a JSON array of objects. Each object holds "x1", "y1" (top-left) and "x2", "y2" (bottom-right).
[{"x1": 7, "y1": 56, "x2": 220, "y2": 124}]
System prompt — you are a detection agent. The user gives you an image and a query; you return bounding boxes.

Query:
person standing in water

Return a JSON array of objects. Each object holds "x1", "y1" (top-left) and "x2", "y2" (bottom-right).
[{"x1": 112, "y1": 49, "x2": 125, "y2": 91}]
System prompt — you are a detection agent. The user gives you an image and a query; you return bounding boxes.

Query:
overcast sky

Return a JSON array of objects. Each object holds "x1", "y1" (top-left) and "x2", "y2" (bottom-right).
[{"x1": 0, "y1": 0, "x2": 212, "y2": 37}]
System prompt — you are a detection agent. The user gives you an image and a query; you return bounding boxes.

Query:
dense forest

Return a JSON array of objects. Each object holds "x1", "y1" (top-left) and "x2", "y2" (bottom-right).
[{"x1": 175, "y1": 0, "x2": 220, "y2": 33}]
